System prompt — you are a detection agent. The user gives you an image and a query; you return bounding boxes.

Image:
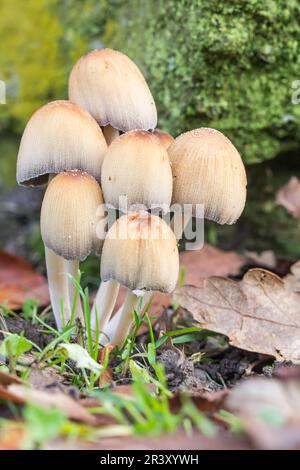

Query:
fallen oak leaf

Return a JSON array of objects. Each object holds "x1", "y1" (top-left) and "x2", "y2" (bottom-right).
[
  {"x1": 4, "y1": 384, "x2": 97, "y2": 425},
  {"x1": 0, "y1": 251, "x2": 49, "y2": 310},
  {"x1": 45, "y1": 428, "x2": 250, "y2": 450},
  {"x1": 225, "y1": 375, "x2": 300, "y2": 449},
  {"x1": 225, "y1": 376, "x2": 300, "y2": 421},
  {"x1": 276, "y1": 176, "x2": 300, "y2": 218},
  {"x1": 0, "y1": 370, "x2": 22, "y2": 386},
  {"x1": 284, "y1": 260, "x2": 300, "y2": 293},
  {"x1": 0, "y1": 423, "x2": 25, "y2": 450},
  {"x1": 28, "y1": 364, "x2": 67, "y2": 390},
  {"x1": 174, "y1": 268, "x2": 300, "y2": 361},
  {"x1": 179, "y1": 244, "x2": 246, "y2": 285}
]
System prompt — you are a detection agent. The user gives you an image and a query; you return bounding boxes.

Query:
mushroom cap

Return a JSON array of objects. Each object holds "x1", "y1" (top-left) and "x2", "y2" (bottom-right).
[
  {"x1": 68, "y1": 48, "x2": 157, "y2": 132},
  {"x1": 101, "y1": 211, "x2": 179, "y2": 293},
  {"x1": 168, "y1": 128, "x2": 247, "y2": 224},
  {"x1": 17, "y1": 100, "x2": 107, "y2": 186},
  {"x1": 152, "y1": 129, "x2": 174, "y2": 149},
  {"x1": 101, "y1": 130, "x2": 173, "y2": 210},
  {"x1": 41, "y1": 171, "x2": 105, "y2": 261}
]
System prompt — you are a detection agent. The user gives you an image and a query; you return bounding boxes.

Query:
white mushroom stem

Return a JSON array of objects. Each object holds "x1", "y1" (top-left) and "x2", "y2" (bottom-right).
[
  {"x1": 91, "y1": 280, "x2": 120, "y2": 334},
  {"x1": 104, "y1": 289, "x2": 140, "y2": 346},
  {"x1": 45, "y1": 247, "x2": 73, "y2": 329},
  {"x1": 100, "y1": 290, "x2": 153, "y2": 346},
  {"x1": 90, "y1": 126, "x2": 120, "y2": 331}
]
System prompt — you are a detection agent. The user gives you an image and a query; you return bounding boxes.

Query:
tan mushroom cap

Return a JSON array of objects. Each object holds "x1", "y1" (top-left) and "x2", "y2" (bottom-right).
[
  {"x1": 17, "y1": 100, "x2": 107, "y2": 186},
  {"x1": 169, "y1": 128, "x2": 247, "y2": 224},
  {"x1": 68, "y1": 48, "x2": 157, "y2": 132},
  {"x1": 101, "y1": 211, "x2": 179, "y2": 293},
  {"x1": 41, "y1": 171, "x2": 105, "y2": 261},
  {"x1": 101, "y1": 130, "x2": 173, "y2": 210},
  {"x1": 153, "y1": 129, "x2": 174, "y2": 149}
]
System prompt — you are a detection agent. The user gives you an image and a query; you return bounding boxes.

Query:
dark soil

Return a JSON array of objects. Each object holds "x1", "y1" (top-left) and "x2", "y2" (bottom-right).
[
  {"x1": 156, "y1": 343, "x2": 275, "y2": 392},
  {"x1": 1, "y1": 306, "x2": 291, "y2": 396},
  {"x1": 1, "y1": 316, "x2": 54, "y2": 349}
]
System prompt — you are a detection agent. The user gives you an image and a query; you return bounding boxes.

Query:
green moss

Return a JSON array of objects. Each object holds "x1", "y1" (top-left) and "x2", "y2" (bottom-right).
[{"x1": 111, "y1": 0, "x2": 300, "y2": 164}]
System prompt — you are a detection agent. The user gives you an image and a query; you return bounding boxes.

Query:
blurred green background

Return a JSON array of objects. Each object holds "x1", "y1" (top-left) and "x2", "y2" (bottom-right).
[{"x1": 1, "y1": 0, "x2": 300, "y2": 271}]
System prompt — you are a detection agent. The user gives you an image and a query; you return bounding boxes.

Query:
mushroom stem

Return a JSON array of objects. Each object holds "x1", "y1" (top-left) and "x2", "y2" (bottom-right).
[
  {"x1": 104, "y1": 289, "x2": 140, "y2": 346},
  {"x1": 102, "y1": 125, "x2": 119, "y2": 145},
  {"x1": 101, "y1": 291, "x2": 153, "y2": 346},
  {"x1": 89, "y1": 124, "x2": 119, "y2": 329},
  {"x1": 91, "y1": 280, "x2": 120, "y2": 335},
  {"x1": 45, "y1": 247, "x2": 73, "y2": 329}
]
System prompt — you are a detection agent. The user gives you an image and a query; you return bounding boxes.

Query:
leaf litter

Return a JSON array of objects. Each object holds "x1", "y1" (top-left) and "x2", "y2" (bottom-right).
[
  {"x1": 175, "y1": 267, "x2": 300, "y2": 361},
  {"x1": 1, "y1": 248, "x2": 300, "y2": 448}
]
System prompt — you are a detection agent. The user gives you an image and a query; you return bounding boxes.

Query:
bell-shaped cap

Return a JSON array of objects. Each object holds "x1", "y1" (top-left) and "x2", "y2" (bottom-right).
[
  {"x1": 169, "y1": 128, "x2": 247, "y2": 224},
  {"x1": 101, "y1": 130, "x2": 172, "y2": 211},
  {"x1": 68, "y1": 48, "x2": 157, "y2": 132},
  {"x1": 17, "y1": 100, "x2": 107, "y2": 186},
  {"x1": 101, "y1": 211, "x2": 179, "y2": 293},
  {"x1": 153, "y1": 129, "x2": 174, "y2": 149},
  {"x1": 41, "y1": 171, "x2": 105, "y2": 261}
]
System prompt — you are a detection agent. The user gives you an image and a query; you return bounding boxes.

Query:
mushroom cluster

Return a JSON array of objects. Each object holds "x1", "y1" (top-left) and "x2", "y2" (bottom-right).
[{"x1": 16, "y1": 48, "x2": 247, "y2": 347}]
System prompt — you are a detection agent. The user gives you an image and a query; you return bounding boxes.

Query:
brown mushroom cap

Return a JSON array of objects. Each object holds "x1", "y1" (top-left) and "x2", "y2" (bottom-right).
[
  {"x1": 17, "y1": 100, "x2": 107, "y2": 186},
  {"x1": 168, "y1": 128, "x2": 247, "y2": 224},
  {"x1": 101, "y1": 130, "x2": 173, "y2": 210},
  {"x1": 41, "y1": 171, "x2": 105, "y2": 261},
  {"x1": 68, "y1": 48, "x2": 157, "y2": 132},
  {"x1": 101, "y1": 211, "x2": 179, "y2": 293},
  {"x1": 152, "y1": 129, "x2": 174, "y2": 149}
]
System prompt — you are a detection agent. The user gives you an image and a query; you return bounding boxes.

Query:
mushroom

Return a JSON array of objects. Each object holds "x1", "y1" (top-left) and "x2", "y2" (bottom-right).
[
  {"x1": 40, "y1": 171, "x2": 105, "y2": 329},
  {"x1": 168, "y1": 128, "x2": 247, "y2": 240},
  {"x1": 69, "y1": 49, "x2": 158, "y2": 325},
  {"x1": 100, "y1": 211, "x2": 179, "y2": 346},
  {"x1": 16, "y1": 100, "x2": 107, "y2": 328},
  {"x1": 17, "y1": 100, "x2": 107, "y2": 185},
  {"x1": 68, "y1": 48, "x2": 157, "y2": 139},
  {"x1": 152, "y1": 129, "x2": 174, "y2": 149},
  {"x1": 101, "y1": 130, "x2": 173, "y2": 209},
  {"x1": 91, "y1": 130, "x2": 173, "y2": 333}
]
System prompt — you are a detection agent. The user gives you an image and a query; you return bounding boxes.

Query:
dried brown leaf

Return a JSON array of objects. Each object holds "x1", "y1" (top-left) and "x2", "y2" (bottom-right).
[
  {"x1": 0, "y1": 370, "x2": 22, "y2": 386},
  {"x1": 276, "y1": 176, "x2": 300, "y2": 218},
  {"x1": 0, "y1": 251, "x2": 49, "y2": 309},
  {"x1": 245, "y1": 250, "x2": 277, "y2": 269},
  {"x1": 28, "y1": 365, "x2": 65, "y2": 390},
  {"x1": 284, "y1": 261, "x2": 300, "y2": 293},
  {"x1": 226, "y1": 377, "x2": 300, "y2": 420},
  {"x1": 225, "y1": 375, "x2": 300, "y2": 449},
  {"x1": 0, "y1": 423, "x2": 25, "y2": 450},
  {"x1": 5, "y1": 384, "x2": 97, "y2": 425},
  {"x1": 175, "y1": 268, "x2": 300, "y2": 361},
  {"x1": 46, "y1": 429, "x2": 250, "y2": 450}
]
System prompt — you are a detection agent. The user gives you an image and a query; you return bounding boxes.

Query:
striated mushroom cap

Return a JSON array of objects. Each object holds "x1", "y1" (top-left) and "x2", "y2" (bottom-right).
[
  {"x1": 101, "y1": 130, "x2": 172, "y2": 211},
  {"x1": 17, "y1": 100, "x2": 107, "y2": 186},
  {"x1": 152, "y1": 129, "x2": 174, "y2": 149},
  {"x1": 41, "y1": 171, "x2": 105, "y2": 261},
  {"x1": 168, "y1": 128, "x2": 247, "y2": 224},
  {"x1": 101, "y1": 211, "x2": 179, "y2": 293},
  {"x1": 68, "y1": 48, "x2": 157, "y2": 132}
]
